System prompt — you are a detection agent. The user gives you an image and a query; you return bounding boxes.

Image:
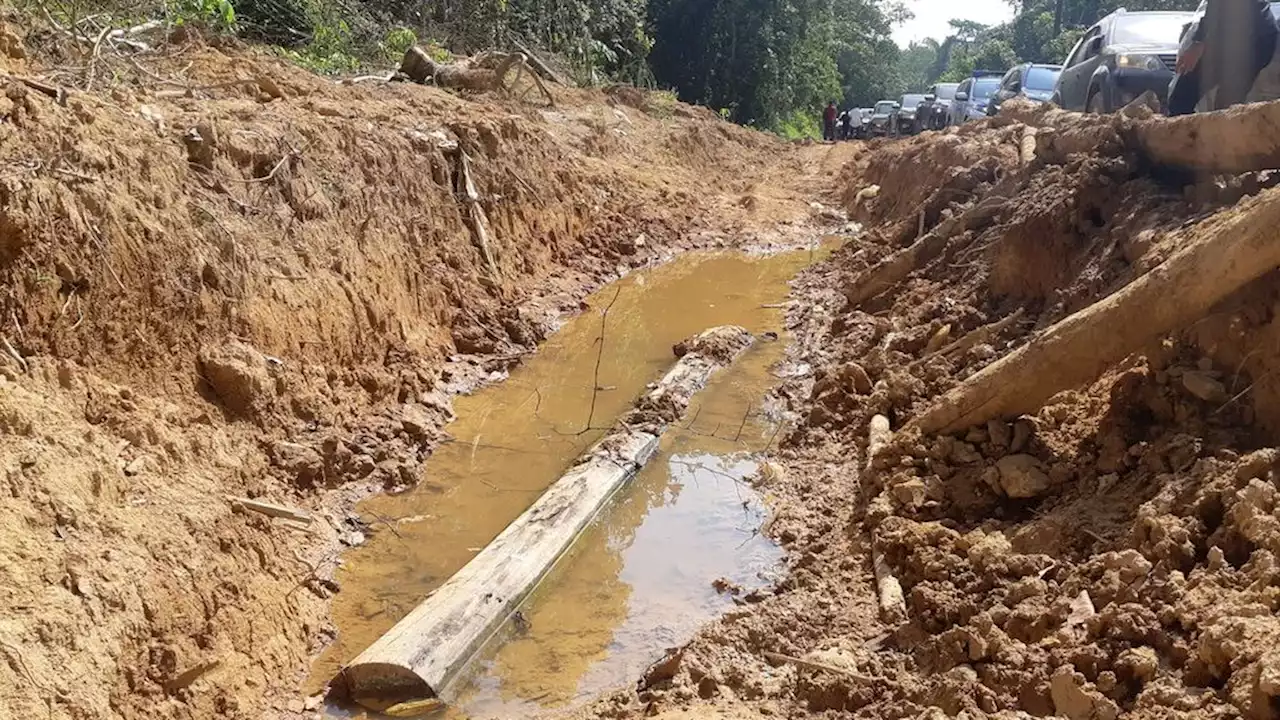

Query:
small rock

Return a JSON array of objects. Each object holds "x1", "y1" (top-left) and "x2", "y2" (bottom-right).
[
  {"x1": 951, "y1": 441, "x2": 983, "y2": 465},
  {"x1": 1117, "y1": 647, "x2": 1159, "y2": 683},
  {"x1": 1051, "y1": 666, "x2": 1119, "y2": 720},
  {"x1": 891, "y1": 478, "x2": 927, "y2": 509},
  {"x1": 1258, "y1": 654, "x2": 1280, "y2": 697},
  {"x1": 1181, "y1": 371, "x2": 1227, "y2": 403},
  {"x1": 995, "y1": 454, "x2": 1052, "y2": 498},
  {"x1": 399, "y1": 403, "x2": 436, "y2": 440},
  {"x1": 987, "y1": 419, "x2": 1012, "y2": 448},
  {"x1": 287, "y1": 698, "x2": 305, "y2": 714},
  {"x1": 271, "y1": 441, "x2": 324, "y2": 485},
  {"x1": 1010, "y1": 418, "x2": 1034, "y2": 452},
  {"x1": 124, "y1": 456, "x2": 149, "y2": 476},
  {"x1": 844, "y1": 362, "x2": 873, "y2": 394}
]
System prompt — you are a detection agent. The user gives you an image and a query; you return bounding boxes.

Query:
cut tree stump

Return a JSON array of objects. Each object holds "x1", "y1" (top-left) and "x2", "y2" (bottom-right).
[
  {"x1": 909, "y1": 187, "x2": 1280, "y2": 435},
  {"x1": 336, "y1": 328, "x2": 754, "y2": 711}
]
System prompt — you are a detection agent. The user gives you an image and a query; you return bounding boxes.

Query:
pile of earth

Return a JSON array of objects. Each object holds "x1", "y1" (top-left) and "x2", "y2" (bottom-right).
[{"x1": 580, "y1": 98, "x2": 1280, "y2": 720}]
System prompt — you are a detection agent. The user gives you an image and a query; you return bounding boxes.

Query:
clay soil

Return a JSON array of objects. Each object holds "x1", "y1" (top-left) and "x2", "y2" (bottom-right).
[
  {"x1": 11, "y1": 13, "x2": 1280, "y2": 720},
  {"x1": 0, "y1": 17, "x2": 852, "y2": 720},
  {"x1": 576, "y1": 113, "x2": 1280, "y2": 719}
]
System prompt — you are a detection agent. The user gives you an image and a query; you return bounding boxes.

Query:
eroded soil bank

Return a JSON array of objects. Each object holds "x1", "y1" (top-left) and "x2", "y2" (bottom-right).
[{"x1": 0, "y1": 19, "x2": 855, "y2": 720}]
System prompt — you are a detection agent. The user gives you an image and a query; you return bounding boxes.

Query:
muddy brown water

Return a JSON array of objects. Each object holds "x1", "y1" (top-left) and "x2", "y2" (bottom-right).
[{"x1": 313, "y1": 246, "x2": 831, "y2": 717}]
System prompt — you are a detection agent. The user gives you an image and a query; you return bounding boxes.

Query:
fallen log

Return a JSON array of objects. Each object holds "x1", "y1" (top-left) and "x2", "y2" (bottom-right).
[
  {"x1": 337, "y1": 327, "x2": 754, "y2": 711},
  {"x1": 910, "y1": 188, "x2": 1280, "y2": 435},
  {"x1": 845, "y1": 195, "x2": 1006, "y2": 307},
  {"x1": 1133, "y1": 100, "x2": 1280, "y2": 174}
]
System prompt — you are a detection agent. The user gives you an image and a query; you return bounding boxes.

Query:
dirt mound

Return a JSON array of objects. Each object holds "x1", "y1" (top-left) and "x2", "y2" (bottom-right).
[{"x1": 576, "y1": 104, "x2": 1280, "y2": 720}]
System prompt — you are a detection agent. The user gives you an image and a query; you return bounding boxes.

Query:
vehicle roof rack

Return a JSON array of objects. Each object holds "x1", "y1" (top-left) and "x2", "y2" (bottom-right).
[{"x1": 972, "y1": 70, "x2": 1003, "y2": 78}]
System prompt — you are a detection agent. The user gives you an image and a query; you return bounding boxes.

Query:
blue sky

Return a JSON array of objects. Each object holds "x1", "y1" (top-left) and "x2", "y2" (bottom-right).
[{"x1": 892, "y1": 0, "x2": 1017, "y2": 47}]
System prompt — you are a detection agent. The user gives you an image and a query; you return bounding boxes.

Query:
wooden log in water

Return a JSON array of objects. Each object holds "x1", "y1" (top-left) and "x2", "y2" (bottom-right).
[{"x1": 336, "y1": 326, "x2": 754, "y2": 710}]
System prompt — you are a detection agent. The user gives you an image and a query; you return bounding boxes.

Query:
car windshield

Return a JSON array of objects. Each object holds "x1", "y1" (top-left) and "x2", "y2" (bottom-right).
[
  {"x1": 900, "y1": 95, "x2": 925, "y2": 109},
  {"x1": 935, "y1": 84, "x2": 959, "y2": 100},
  {"x1": 1025, "y1": 67, "x2": 1059, "y2": 90},
  {"x1": 1112, "y1": 14, "x2": 1193, "y2": 45},
  {"x1": 972, "y1": 78, "x2": 1000, "y2": 99},
  {"x1": 875, "y1": 102, "x2": 896, "y2": 113}
]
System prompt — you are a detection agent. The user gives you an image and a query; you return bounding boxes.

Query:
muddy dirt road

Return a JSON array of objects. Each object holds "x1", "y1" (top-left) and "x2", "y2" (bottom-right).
[{"x1": 8, "y1": 15, "x2": 1280, "y2": 720}]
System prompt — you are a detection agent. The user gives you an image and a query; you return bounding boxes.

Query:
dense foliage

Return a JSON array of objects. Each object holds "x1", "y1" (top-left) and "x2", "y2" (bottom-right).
[
  {"x1": 32, "y1": 0, "x2": 1200, "y2": 137},
  {"x1": 646, "y1": 0, "x2": 903, "y2": 130}
]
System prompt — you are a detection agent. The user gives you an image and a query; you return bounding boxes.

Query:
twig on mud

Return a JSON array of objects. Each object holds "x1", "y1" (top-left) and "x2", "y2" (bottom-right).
[
  {"x1": 86, "y1": 225, "x2": 126, "y2": 291},
  {"x1": 235, "y1": 149, "x2": 298, "y2": 185},
  {"x1": 583, "y1": 285, "x2": 624, "y2": 433},
  {"x1": 0, "y1": 639, "x2": 46, "y2": 692},
  {"x1": 84, "y1": 24, "x2": 111, "y2": 91},
  {"x1": 732, "y1": 402, "x2": 753, "y2": 443},
  {"x1": 60, "y1": 290, "x2": 76, "y2": 317},
  {"x1": 361, "y1": 510, "x2": 405, "y2": 542},
  {"x1": 759, "y1": 421, "x2": 783, "y2": 455},
  {"x1": 762, "y1": 651, "x2": 876, "y2": 683},
  {"x1": 2, "y1": 335, "x2": 28, "y2": 373},
  {"x1": 10, "y1": 309, "x2": 23, "y2": 341}
]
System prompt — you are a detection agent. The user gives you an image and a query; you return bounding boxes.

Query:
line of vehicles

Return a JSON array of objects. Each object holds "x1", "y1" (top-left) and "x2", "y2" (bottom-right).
[{"x1": 841, "y1": 2, "x2": 1280, "y2": 139}]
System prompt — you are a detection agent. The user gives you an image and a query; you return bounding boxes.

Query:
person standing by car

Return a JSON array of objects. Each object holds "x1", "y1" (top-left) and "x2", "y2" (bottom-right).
[
  {"x1": 840, "y1": 108, "x2": 855, "y2": 139},
  {"x1": 1169, "y1": 0, "x2": 1278, "y2": 115},
  {"x1": 822, "y1": 101, "x2": 838, "y2": 141}
]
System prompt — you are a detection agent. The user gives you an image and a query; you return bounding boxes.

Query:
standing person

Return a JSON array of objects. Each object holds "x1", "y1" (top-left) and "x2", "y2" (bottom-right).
[
  {"x1": 822, "y1": 101, "x2": 837, "y2": 141},
  {"x1": 841, "y1": 108, "x2": 855, "y2": 139},
  {"x1": 1169, "y1": 0, "x2": 1279, "y2": 115}
]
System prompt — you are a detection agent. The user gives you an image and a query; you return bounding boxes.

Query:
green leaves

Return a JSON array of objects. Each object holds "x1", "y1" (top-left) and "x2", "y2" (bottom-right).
[{"x1": 167, "y1": 0, "x2": 236, "y2": 32}]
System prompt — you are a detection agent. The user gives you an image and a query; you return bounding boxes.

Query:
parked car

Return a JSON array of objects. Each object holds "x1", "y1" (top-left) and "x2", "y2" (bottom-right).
[
  {"x1": 987, "y1": 63, "x2": 1062, "y2": 116},
  {"x1": 869, "y1": 100, "x2": 899, "y2": 136},
  {"x1": 1052, "y1": 9, "x2": 1194, "y2": 113},
  {"x1": 1170, "y1": 1, "x2": 1280, "y2": 111},
  {"x1": 916, "y1": 83, "x2": 960, "y2": 130},
  {"x1": 893, "y1": 93, "x2": 928, "y2": 135},
  {"x1": 947, "y1": 73, "x2": 1003, "y2": 125}
]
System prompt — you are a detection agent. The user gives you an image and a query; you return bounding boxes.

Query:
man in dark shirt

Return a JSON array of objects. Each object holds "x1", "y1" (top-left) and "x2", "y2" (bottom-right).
[{"x1": 1169, "y1": 0, "x2": 1279, "y2": 114}]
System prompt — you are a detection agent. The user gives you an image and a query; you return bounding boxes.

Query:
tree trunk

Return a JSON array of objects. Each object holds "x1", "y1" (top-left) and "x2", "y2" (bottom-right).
[{"x1": 909, "y1": 188, "x2": 1280, "y2": 436}]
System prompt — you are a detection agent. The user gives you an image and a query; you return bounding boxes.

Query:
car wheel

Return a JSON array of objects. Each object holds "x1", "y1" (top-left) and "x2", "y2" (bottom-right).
[{"x1": 1087, "y1": 90, "x2": 1107, "y2": 114}]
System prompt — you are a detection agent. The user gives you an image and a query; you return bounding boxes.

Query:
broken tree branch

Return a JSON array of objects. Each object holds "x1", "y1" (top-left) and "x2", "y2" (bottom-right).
[
  {"x1": 455, "y1": 151, "x2": 502, "y2": 284},
  {"x1": 909, "y1": 188, "x2": 1280, "y2": 435},
  {"x1": 229, "y1": 496, "x2": 312, "y2": 524},
  {"x1": 762, "y1": 651, "x2": 876, "y2": 683},
  {"x1": 845, "y1": 195, "x2": 1006, "y2": 308}
]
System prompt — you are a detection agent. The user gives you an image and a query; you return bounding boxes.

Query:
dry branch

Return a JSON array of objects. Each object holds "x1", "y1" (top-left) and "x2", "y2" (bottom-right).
[
  {"x1": 762, "y1": 651, "x2": 875, "y2": 683},
  {"x1": 229, "y1": 496, "x2": 312, "y2": 524},
  {"x1": 910, "y1": 188, "x2": 1280, "y2": 435},
  {"x1": 919, "y1": 307, "x2": 1027, "y2": 363},
  {"x1": 454, "y1": 151, "x2": 501, "y2": 284}
]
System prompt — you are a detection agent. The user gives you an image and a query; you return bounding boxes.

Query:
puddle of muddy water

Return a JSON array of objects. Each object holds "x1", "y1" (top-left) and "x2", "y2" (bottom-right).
[{"x1": 312, "y1": 245, "x2": 832, "y2": 717}]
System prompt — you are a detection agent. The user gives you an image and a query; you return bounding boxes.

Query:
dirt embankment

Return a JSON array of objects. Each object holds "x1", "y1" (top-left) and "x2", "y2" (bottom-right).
[
  {"x1": 0, "y1": 19, "x2": 840, "y2": 720},
  {"x1": 585, "y1": 101, "x2": 1280, "y2": 720}
]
